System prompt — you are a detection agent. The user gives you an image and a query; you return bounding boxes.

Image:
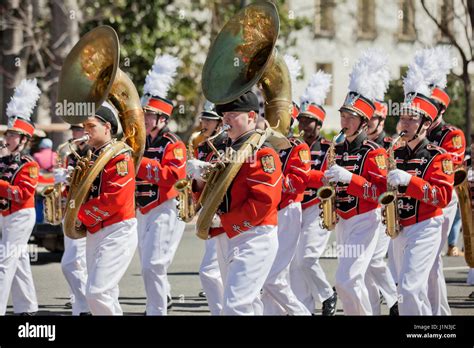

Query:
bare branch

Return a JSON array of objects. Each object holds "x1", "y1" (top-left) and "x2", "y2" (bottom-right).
[{"x1": 420, "y1": 0, "x2": 470, "y2": 65}]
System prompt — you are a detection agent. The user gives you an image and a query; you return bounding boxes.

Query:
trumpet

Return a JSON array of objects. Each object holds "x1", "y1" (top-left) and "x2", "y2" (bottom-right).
[
  {"x1": 378, "y1": 131, "x2": 406, "y2": 239},
  {"x1": 316, "y1": 128, "x2": 346, "y2": 231}
]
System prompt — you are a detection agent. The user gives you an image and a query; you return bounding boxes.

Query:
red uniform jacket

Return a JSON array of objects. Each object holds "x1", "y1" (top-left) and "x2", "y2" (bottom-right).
[
  {"x1": 136, "y1": 128, "x2": 186, "y2": 214},
  {"x1": 334, "y1": 132, "x2": 388, "y2": 220},
  {"x1": 301, "y1": 136, "x2": 331, "y2": 210},
  {"x1": 278, "y1": 138, "x2": 311, "y2": 210},
  {"x1": 216, "y1": 131, "x2": 283, "y2": 239},
  {"x1": 395, "y1": 139, "x2": 454, "y2": 227},
  {"x1": 428, "y1": 121, "x2": 466, "y2": 167},
  {"x1": 78, "y1": 143, "x2": 136, "y2": 233},
  {"x1": 0, "y1": 153, "x2": 38, "y2": 216}
]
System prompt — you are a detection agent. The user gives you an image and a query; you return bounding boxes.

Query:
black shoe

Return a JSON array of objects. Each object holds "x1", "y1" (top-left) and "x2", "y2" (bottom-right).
[
  {"x1": 469, "y1": 291, "x2": 474, "y2": 299},
  {"x1": 322, "y1": 291, "x2": 337, "y2": 316},
  {"x1": 198, "y1": 290, "x2": 206, "y2": 298},
  {"x1": 18, "y1": 312, "x2": 37, "y2": 316},
  {"x1": 65, "y1": 301, "x2": 72, "y2": 309},
  {"x1": 167, "y1": 296, "x2": 173, "y2": 310},
  {"x1": 389, "y1": 302, "x2": 399, "y2": 316},
  {"x1": 79, "y1": 312, "x2": 92, "y2": 316}
]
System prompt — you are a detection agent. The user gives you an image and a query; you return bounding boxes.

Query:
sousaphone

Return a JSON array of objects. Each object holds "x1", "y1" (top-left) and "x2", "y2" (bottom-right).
[
  {"x1": 57, "y1": 26, "x2": 146, "y2": 239},
  {"x1": 197, "y1": 2, "x2": 292, "y2": 239}
]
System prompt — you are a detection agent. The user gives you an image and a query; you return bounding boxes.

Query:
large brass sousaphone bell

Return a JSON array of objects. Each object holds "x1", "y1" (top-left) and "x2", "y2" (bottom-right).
[
  {"x1": 57, "y1": 26, "x2": 146, "y2": 239},
  {"x1": 196, "y1": 2, "x2": 292, "y2": 239}
]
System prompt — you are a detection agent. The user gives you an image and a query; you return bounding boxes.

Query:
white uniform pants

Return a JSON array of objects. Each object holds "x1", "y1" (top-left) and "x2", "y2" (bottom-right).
[
  {"x1": 222, "y1": 225, "x2": 278, "y2": 315},
  {"x1": 393, "y1": 216, "x2": 443, "y2": 315},
  {"x1": 137, "y1": 199, "x2": 185, "y2": 315},
  {"x1": 261, "y1": 203, "x2": 310, "y2": 315},
  {"x1": 428, "y1": 193, "x2": 457, "y2": 315},
  {"x1": 290, "y1": 204, "x2": 334, "y2": 312},
  {"x1": 365, "y1": 218, "x2": 398, "y2": 314},
  {"x1": 199, "y1": 233, "x2": 229, "y2": 315},
  {"x1": 61, "y1": 235, "x2": 89, "y2": 315},
  {"x1": 85, "y1": 218, "x2": 137, "y2": 315},
  {"x1": 0, "y1": 208, "x2": 38, "y2": 315},
  {"x1": 335, "y1": 209, "x2": 380, "y2": 315}
]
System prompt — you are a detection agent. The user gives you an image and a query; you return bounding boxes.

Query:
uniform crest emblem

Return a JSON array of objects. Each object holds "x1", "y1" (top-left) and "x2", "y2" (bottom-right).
[
  {"x1": 404, "y1": 92, "x2": 416, "y2": 106},
  {"x1": 452, "y1": 135, "x2": 462, "y2": 149},
  {"x1": 173, "y1": 148, "x2": 184, "y2": 160},
  {"x1": 116, "y1": 160, "x2": 128, "y2": 176},
  {"x1": 345, "y1": 93, "x2": 358, "y2": 106},
  {"x1": 28, "y1": 166, "x2": 38, "y2": 179},
  {"x1": 374, "y1": 154, "x2": 387, "y2": 170},
  {"x1": 441, "y1": 159, "x2": 453, "y2": 175},
  {"x1": 298, "y1": 149, "x2": 310, "y2": 163},
  {"x1": 261, "y1": 155, "x2": 276, "y2": 174}
]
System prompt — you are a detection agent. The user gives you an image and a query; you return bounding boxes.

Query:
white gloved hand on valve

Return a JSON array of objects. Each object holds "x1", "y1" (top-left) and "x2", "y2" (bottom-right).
[
  {"x1": 387, "y1": 169, "x2": 412, "y2": 187},
  {"x1": 324, "y1": 164, "x2": 353, "y2": 184},
  {"x1": 55, "y1": 166, "x2": 75, "y2": 184},
  {"x1": 186, "y1": 159, "x2": 212, "y2": 182},
  {"x1": 53, "y1": 167, "x2": 68, "y2": 184}
]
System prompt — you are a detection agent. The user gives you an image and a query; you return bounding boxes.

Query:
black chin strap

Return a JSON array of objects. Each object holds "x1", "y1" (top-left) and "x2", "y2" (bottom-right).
[
  {"x1": 368, "y1": 118, "x2": 382, "y2": 136},
  {"x1": 12, "y1": 135, "x2": 27, "y2": 154},
  {"x1": 408, "y1": 117, "x2": 430, "y2": 143},
  {"x1": 348, "y1": 118, "x2": 365, "y2": 137}
]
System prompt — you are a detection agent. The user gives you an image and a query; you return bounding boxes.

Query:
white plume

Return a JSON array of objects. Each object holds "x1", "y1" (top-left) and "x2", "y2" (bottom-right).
[
  {"x1": 403, "y1": 46, "x2": 452, "y2": 96},
  {"x1": 348, "y1": 49, "x2": 390, "y2": 101},
  {"x1": 403, "y1": 59, "x2": 431, "y2": 96},
  {"x1": 430, "y1": 46, "x2": 452, "y2": 88},
  {"x1": 6, "y1": 79, "x2": 41, "y2": 121},
  {"x1": 283, "y1": 54, "x2": 302, "y2": 86},
  {"x1": 142, "y1": 54, "x2": 180, "y2": 99},
  {"x1": 300, "y1": 70, "x2": 332, "y2": 106}
]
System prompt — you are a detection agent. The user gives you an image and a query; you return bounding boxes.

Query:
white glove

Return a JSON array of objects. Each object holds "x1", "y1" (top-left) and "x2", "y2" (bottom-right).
[
  {"x1": 324, "y1": 164, "x2": 353, "y2": 184},
  {"x1": 54, "y1": 166, "x2": 74, "y2": 184},
  {"x1": 53, "y1": 168, "x2": 68, "y2": 184},
  {"x1": 210, "y1": 214, "x2": 222, "y2": 228},
  {"x1": 387, "y1": 169, "x2": 412, "y2": 187},
  {"x1": 186, "y1": 159, "x2": 212, "y2": 182}
]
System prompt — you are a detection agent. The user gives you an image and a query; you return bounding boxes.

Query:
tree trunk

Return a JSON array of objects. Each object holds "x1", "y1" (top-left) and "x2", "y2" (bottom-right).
[
  {"x1": 0, "y1": 0, "x2": 31, "y2": 124},
  {"x1": 47, "y1": 0, "x2": 80, "y2": 145},
  {"x1": 464, "y1": 72, "x2": 472, "y2": 146}
]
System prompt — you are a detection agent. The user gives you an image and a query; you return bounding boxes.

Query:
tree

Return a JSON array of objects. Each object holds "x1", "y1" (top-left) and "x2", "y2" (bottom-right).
[
  {"x1": 79, "y1": 0, "x2": 311, "y2": 139},
  {"x1": 420, "y1": 0, "x2": 473, "y2": 145}
]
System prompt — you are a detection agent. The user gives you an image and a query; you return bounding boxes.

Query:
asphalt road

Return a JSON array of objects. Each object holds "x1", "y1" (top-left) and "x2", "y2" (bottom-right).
[{"x1": 5, "y1": 223, "x2": 474, "y2": 316}]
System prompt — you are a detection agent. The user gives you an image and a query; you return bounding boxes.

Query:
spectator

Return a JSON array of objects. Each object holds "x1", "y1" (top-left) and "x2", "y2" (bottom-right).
[{"x1": 33, "y1": 138, "x2": 57, "y2": 172}]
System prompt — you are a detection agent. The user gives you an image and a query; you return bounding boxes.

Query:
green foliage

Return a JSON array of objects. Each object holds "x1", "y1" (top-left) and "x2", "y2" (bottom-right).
[{"x1": 80, "y1": 0, "x2": 311, "y2": 136}]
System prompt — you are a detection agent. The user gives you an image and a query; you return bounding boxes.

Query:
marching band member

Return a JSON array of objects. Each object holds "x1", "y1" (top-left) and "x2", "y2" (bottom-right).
[
  {"x1": 194, "y1": 102, "x2": 229, "y2": 315},
  {"x1": 55, "y1": 123, "x2": 91, "y2": 315},
  {"x1": 325, "y1": 50, "x2": 389, "y2": 315},
  {"x1": 136, "y1": 54, "x2": 186, "y2": 315},
  {"x1": 389, "y1": 54, "x2": 454, "y2": 315},
  {"x1": 424, "y1": 47, "x2": 466, "y2": 315},
  {"x1": 0, "y1": 79, "x2": 41, "y2": 315},
  {"x1": 260, "y1": 55, "x2": 311, "y2": 316},
  {"x1": 365, "y1": 99, "x2": 399, "y2": 315},
  {"x1": 289, "y1": 71, "x2": 338, "y2": 315},
  {"x1": 76, "y1": 102, "x2": 137, "y2": 315},
  {"x1": 191, "y1": 91, "x2": 282, "y2": 315}
]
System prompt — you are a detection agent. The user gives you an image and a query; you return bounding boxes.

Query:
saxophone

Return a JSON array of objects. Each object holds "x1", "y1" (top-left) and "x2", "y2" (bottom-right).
[
  {"x1": 42, "y1": 136, "x2": 89, "y2": 225},
  {"x1": 378, "y1": 131, "x2": 406, "y2": 239},
  {"x1": 316, "y1": 129, "x2": 346, "y2": 231},
  {"x1": 175, "y1": 130, "x2": 204, "y2": 222}
]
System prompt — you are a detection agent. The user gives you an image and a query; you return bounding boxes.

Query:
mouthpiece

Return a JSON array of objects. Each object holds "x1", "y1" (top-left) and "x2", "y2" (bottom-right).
[{"x1": 72, "y1": 135, "x2": 90, "y2": 143}]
